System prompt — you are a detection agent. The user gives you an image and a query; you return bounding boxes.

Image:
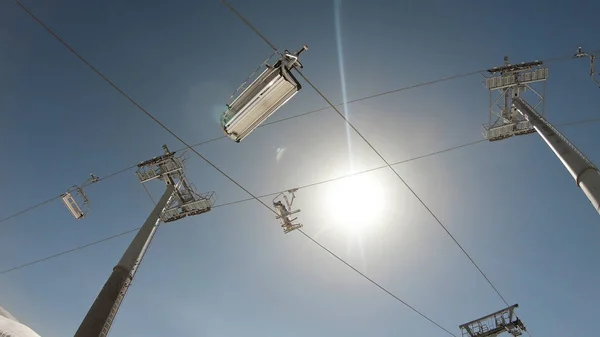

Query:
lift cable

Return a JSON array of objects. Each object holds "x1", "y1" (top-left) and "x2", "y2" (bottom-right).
[
  {"x1": 10, "y1": 0, "x2": 276, "y2": 208},
  {"x1": 0, "y1": 140, "x2": 489, "y2": 277},
  {"x1": 12, "y1": 1, "x2": 458, "y2": 336},
  {"x1": 0, "y1": 112, "x2": 594, "y2": 228},
  {"x1": 4, "y1": 4, "x2": 579, "y2": 337},
  {"x1": 5, "y1": 110, "x2": 595, "y2": 275},
  {"x1": 4, "y1": 0, "x2": 598, "y2": 227},
  {"x1": 0, "y1": 146, "x2": 477, "y2": 337},
  {"x1": 0, "y1": 65, "x2": 494, "y2": 227},
  {"x1": 0, "y1": 108, "x2": 583, "y2": 278},
  {"x1": 0, "y1": 139, "x2": 491, "y2": 276},
  {"x1": 141, "y1": 183, "x2": 156, "y2": 206},
  {"x1": 0, "y1": 196, "x2": 61, "y2": 226},
  {"x1": 297, "y1": 228, "x2": 456, "y2": 336},
  {"x1": 300, "y1": 67, "x2": 523, "y2": 324},
  {"x1": 554, "y1": 116, "x2": 600, "y2": 128},
  {"x1": 300, "y1": 65, "x2": 514, "y2": 302},
  {"x1": 1, "y1": 149, "x2": 469, "y2": 333},
  {"x1": 217, "y1": 0, "x2": 533, "y2": 332},
  {"x1": 216, "y1": 140, "x2": 488, "y2": 208},
  {"x1": 217, "y1": 0, "x2": 513, "y2": 299},
  {"x1": 294, "y1": 43, "x2": 541, "y2": 337},
  {"x1": 0, "y1": 228, "x2": 139, "y2": 276},
  {"x1": 1, "y1": 0, "x2": 494, "y2": 227},
  {"x1": 0, "y1": 164, "x2": 137, "y2": 225},
  {"x1": 9, "y1": 1, "x2": 595, "y2": 334}
]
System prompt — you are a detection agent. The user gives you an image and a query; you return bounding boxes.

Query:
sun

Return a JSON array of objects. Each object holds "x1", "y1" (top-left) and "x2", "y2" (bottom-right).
[{"x1": 323, "y1": 174, "x2": 386, "y2": 235}]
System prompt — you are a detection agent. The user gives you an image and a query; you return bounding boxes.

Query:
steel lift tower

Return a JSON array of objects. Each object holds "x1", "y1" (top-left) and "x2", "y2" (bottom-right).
[
  {"x1": 483, "y1": 57, "x2": 600, "y2": 214},
  {"x1": 74, "y1": 145, "x2": 216, "y2": 337},
  {"x1": 460, "y1": 304, "x2": 526, "y2": 337}
]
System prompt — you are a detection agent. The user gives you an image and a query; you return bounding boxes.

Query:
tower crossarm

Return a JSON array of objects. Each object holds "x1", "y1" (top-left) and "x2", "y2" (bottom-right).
[{"x1": 459, "y1": 304, "x2": 526, "y2": 337}]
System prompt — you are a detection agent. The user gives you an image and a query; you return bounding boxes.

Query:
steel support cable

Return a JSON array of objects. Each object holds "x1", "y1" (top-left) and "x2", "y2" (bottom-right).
[
  {"x1": 0, "y1": 111, "x2": 594, "y2": 227},
  {"x1": 9, "y1": 0, "x2": 595, "y2": 330},
  {"x1": 0, "y1": 164, "x2": 137, "y2": 225},
  {"x1": 12, "y1": 1, "x2": 457, "y2": 336},
  {"x1": 218, "y1": 0, "x2": 595, "y2": 327},
  {"x1": 0, "y1": 70, "x2": 485, "y2": 226},
  {"x1": 0, "y1": 5, "x2": 485, "y2": 226},
  {"x1": 141, "y1": 183, "x2": 157, "y2": 205},
  {"x1": 297, "y1": 70, "x2": 536, "y2": 337},
  {"x1": 0, "y1": 118, "x2": 594, "y2": 329},
  {"x1": 295, "y1": 62, "x2": 535, "y2": 336},
  {"x1": 298, "y1": 68, "x2": 513, "y2": 301},
  {"x1": 217, "y1": 140, "x2": 489, "y2": 208},
  {"x1": 0, "y1": 149, "x2": 468, "y2": 337},
  {"x1": 7, "y1": 1, "x2": 486, "y2": 335},
  {"x1": 0, "y1": 139, "x2": 487, "y2": 276},
  {"x1": 12, "y1": 1, "x2": 281, "y2": 210},
  {"x1": 4, "y1": 0, "x2": 597, "y2": 226},
  {"x1": 0, "y1": 228, "x2": 140, "y2": 276},
  {"x1": 220, "y1": 0, "x2": 513, "y2": 307},
  {"x1": 6, "y1": 2, "x2": 593, "y2": 334},
  {"x1": 218, "y1": 3, "x2": 536, "y2": 336},
  {"x1": 9, "y1": 0, "x2": 270, "y2": 212}
]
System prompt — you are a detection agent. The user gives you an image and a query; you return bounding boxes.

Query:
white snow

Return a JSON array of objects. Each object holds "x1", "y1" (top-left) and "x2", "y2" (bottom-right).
[{"x1": 0, "y1": 306, "x2": 41, "y2": 337}]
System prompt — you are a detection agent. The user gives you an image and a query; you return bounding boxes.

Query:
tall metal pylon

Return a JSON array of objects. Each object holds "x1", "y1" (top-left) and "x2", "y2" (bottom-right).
[
  {"x1": 483, "y1": 57, "x2": 600, "y2": 215},
  {"x1": 482, "y1": 56, "x2": 549, "y2": 141},
  {"x1": 74, "y1": 145, "x2": 216, "y2": 337}
]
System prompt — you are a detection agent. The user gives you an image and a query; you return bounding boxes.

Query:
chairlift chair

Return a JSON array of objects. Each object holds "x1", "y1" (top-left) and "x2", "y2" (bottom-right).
[
  {"x1": 272, "y1": 189, "x2": 302, "y2": 234},
  {"x1": 221, "y1": 45, "x2": 308, "y2": 142},
  {"x1": 60, "y1": 173, "x2": 99, "y2": 220}
]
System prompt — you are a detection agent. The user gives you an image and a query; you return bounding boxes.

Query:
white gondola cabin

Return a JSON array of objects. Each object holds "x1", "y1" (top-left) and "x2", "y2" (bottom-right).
[{"x1": 221, "y1": 45, "x2": 308, "y2": 142}]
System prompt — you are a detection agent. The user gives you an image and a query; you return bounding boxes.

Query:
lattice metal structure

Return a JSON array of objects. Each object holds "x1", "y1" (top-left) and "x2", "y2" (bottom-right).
[
  {"x1": 459, "y1": 304, "x2": 526, "y2": 337},
  {"x1": 60, "y1": 173, "x2": 100, "y2": 219},
  {"x1": 482, "y1": 56, "x2": 548, "y2": 141},
  {"x1": 136, "y1": 145, "x2": 216, "y2": 222},
  {"x1": 482, "y1": 54, "x2": 600, "y2": 215},
  {"x1": 75, "y1": 145, "x2": 215, "y2": 337},
  {"x1": 273, "y1": 189, "x2": 302, "y2": 234}
]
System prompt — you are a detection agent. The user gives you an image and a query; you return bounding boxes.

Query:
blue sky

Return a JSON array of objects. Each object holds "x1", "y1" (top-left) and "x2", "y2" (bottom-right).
[{"x1": 1, "y1": 0, "x2": 599, "y2": 336}]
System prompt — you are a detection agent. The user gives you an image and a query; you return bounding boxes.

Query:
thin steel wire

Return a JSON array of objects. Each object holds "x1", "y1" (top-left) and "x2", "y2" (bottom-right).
[
  {"x1": 3, "y1": 0, "x2": 596, "y2": 227},
  {"x1": 218, "y1": 0, "x2": 528, "y2": 332},
  {"x1": 10, "y1": 2, "x2": 598, "y2": 335}
]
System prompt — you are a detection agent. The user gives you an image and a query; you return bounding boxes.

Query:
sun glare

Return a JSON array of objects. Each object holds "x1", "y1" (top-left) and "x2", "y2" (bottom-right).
[{"x1": 324, "y1": 174, "x2": 386, "y2": 235}]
